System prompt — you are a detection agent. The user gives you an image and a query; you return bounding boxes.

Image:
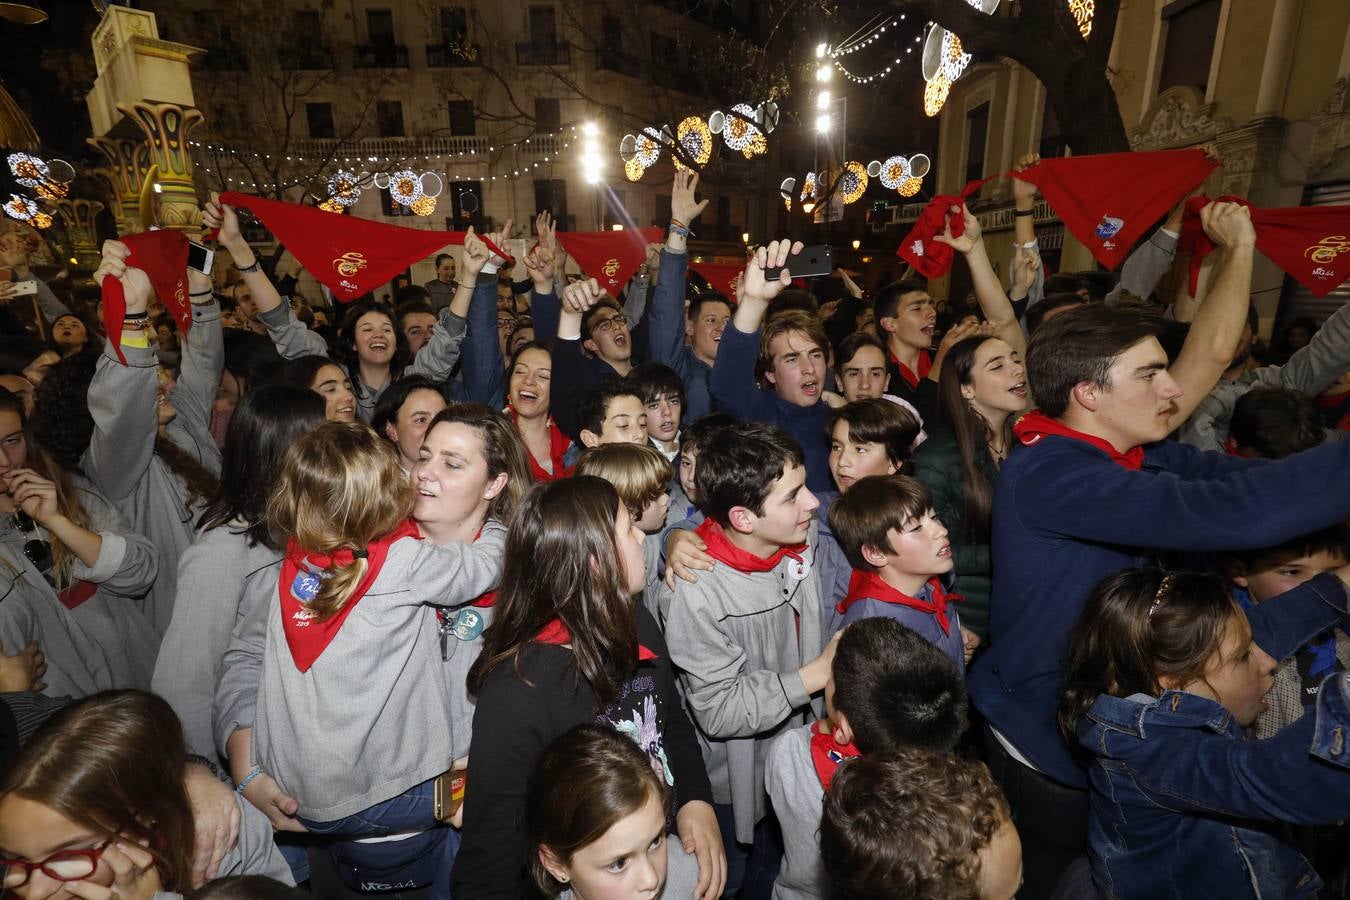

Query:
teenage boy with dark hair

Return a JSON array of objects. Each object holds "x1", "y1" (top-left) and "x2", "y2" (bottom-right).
[
  {"x1": 975, "y1": 200, "x2": 1350, "y2": 898},
  {"x1": 648, "y1": 170, "x2": 728, "y2": 422},
  {"x1": 666, "y1": 412, "x2": 736, "y2": 530},
  {"x1": 663, "y1": 420, "x2": 841, "y2": 897},
  {"x1": 766, "y1": 617, "x2": 968, "y2": 900},
  {"x1": 628, "y1": 361, "x2": 687, "y2": 462},
  {"x1": 551, "y1": 276, "x2": 640, "y2": 441},
  {"x1": 821, "y1": 747, "x2": 1022, "y2": 900},
  {"x1": 574, "y1": 377, "x2": 648, "y2": 449}
]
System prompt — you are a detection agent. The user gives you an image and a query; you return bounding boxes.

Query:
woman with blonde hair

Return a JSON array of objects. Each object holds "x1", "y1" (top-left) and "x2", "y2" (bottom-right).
[{"x1": 215, "y1": 421, "x2": 507, "y2": 899}]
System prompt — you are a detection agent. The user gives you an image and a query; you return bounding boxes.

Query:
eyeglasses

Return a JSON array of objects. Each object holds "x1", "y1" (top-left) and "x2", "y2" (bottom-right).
[
  {"x1": 592, "y1": 314, "x2": 629, "y2": 334},
  {"x1": 13, "y1": 511, "x2": 52, "y2": 582},
  {"x1": 0, "y1": 838, "x2": 112, "y2": 887}
]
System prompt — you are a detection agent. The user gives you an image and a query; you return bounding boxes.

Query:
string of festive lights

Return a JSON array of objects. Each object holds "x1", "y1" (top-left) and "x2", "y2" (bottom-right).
[
  {"x1": 829, "y1": 14, "x2": 910, "y2": 57},
  {"x1": 829, "y1": 32, "x2": 926, "y2": 85}
]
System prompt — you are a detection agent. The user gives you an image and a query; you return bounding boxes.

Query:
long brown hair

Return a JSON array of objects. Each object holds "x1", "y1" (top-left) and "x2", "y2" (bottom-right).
[
  {"x1": 266, "y1": 422, "x2": 414, "y2": 621},
  {"x1": 527, "y1": 724, "x2": 668, "y2": 897},
  {"x1": 1059, "y1": 568, "x2": 1242, "y2": 741},
  {"x1": 936, "y1": 336, "x2": 1012, "y2": 541},
  {"x1": 468, "y1": 476, "x2": 638, "y2": 708},
  {"x1": 425, "y1": 404, "x2": 532, "y2": 524},
  {"x1": 0, "y1": 388, "x2": 93, "y2": 586},
  {"x1": 0, "y1": 691, "x2": 195, "y2": 892}
]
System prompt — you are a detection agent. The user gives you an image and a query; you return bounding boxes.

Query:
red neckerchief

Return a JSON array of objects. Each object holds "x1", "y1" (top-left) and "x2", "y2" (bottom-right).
[
  {"x1": 509, "y1": 408, "x2": 573, "y2": 482},
  {"x1": 533, "y1": 618, "x2": 658, "y2": 661},
  {"x1": 889, "y1": 348, "x2": 932, "y2": 391},
  {"x1": 56, "y1": 580, "x2": 97, "y2": 610},
  {"x1": 809, "y1": 721, "x2": 860, "y2": 790},
  {"x1": 895, "y1": 177, "x2": 994, "y2": 278},
  {"x1": 836, "y1": 570, "x2": 959, "y2": 634},
  {"x1": 694, "y1": 519, "x2": 806, "y2": 574},
  {"x1": 1013, "y1": 410, "x2": 1145, "y2": 471},
  {"x1": 279, "y1": 519, "x2": 421, "y2": 672}
]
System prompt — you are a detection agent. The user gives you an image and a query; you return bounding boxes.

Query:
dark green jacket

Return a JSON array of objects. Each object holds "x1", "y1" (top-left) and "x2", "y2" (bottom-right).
[{"x1": 912, "y1": 426, "x2": 998, "y2": 641}]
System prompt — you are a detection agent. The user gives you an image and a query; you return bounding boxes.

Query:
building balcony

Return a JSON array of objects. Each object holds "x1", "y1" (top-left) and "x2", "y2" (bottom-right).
[
  {"x1": 354, "y1": 44, "x2": 409, "y2": 68},
  {"x1": 516, "y1": 41, "x2": 570, "y2": 66},
  {"x1": 280, "y1": 47, "x2": 334, "y2": 70},
  {"x1": 426, "y1": 43, "x2": 480, "y2": 67},
  {"x1": 521, "y1": 134, "x2": 562, "y2": 156},
  {"x1": 291, "y1": 135, "x2": 491, "y2": 162}
]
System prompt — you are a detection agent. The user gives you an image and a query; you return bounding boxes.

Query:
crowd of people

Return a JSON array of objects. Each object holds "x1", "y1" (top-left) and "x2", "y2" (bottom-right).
[{"x1": 0, "y1": 152, "x2": 1348, "y2": 900}]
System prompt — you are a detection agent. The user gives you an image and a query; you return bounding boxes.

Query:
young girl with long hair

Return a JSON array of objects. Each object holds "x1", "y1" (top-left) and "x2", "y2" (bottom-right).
[
  {"x1": 911, "y1": 335, "x2": 1027, "y2": 641},
  {"x1": 33, "y1": 246, "x2": 223, "y2": 637},
  {"x1": 214, "y1": 422, "x2": 507, "y2": 900},
  {"x1": 528, "y1": 725, "x2": 700, "y2": 900},
  {"x1": 152, "y1": 385, "x2": 326, "y2": 765},
  {"x1": 0, "y1": 690, "x2": 291, "y2": 900},
  {"x1": 453, "y1": 476, "x2": 723, "y2": 899},
  {"x1": 1059, "y1": 566, "x2": 1350, "y2": 900},
  {"x1": 0, "y1": 387, "x2": 158, "y2": 695}
]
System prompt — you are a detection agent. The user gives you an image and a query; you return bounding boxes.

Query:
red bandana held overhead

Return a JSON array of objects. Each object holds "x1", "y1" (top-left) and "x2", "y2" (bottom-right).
[
  {"x1": 100, "y1": 229, "x2": 191, "y2": 364},
  {"x1": 1013, "y1": 410, "x2": 1145, "y2": 471},
  {"x1": 534, "y1": 618, "x2": 658, "y2": 661},
  {"x1": 215, "y1": 193, "x2": 511, "y2": 302},
  {"x1": 694, "y1": 519, "x2": 808, "y2": 575},
  {"x1": 809, "y1": 722, "x2": 860, "y2": 790},
  {"x1": 279, "y1": 518, "x2": 420, "y2": 672},
  {"x1": 556, "y1": 228, "x2": 664, "y2": 296},
  {"x1": 508, "y1": 408, "x2": 573, "y2": 482},
  {"x1": 895, "y1": 177, "x2": 992, "y2": 278},
  {"x1": 837, "y1": 570, "x2": 960, "y2": 634},
  {"x1": 890, "y1": 349, "x2": 932, "y2": 391},
  {"x1": 1179, "y1": 195, "x2": 1350, "y2": 298},
  {"x1": 688, "y1": 261, "x2": 743, "y2": 300},
  {"x1": 1013, "y1": 149, "x2": 1218, "y2": 270}
]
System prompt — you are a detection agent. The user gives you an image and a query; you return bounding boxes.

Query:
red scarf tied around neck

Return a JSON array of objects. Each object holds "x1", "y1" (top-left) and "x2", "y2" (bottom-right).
[
  {"x1": 279, "y1": 519, "x2": 420, "y2": 672},
  {"x1": 890, "y1": 348, "x2": 932, "y2": 391},
  {"x1": 508, "y1": 408, "x2": 573, "y2": 482},
  {"x1": 534, "y1": 618, "x2": 658, "y2": 661},
  {"x1": 1012, "y1": 410, "x2": 1145, "y2": 470},
  {"x1": 837, "y1": 570, "x2": 960, "y2": 634},
  {"x1": 810, "y1": 722, "x2": 860, "y2": 790},
  {"x1": 694, "y1": 519, "x2": 807, "y2": 574}
]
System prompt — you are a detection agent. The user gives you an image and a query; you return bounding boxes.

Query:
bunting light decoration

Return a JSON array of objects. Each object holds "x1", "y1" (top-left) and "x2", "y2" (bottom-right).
[{"x1": 3, "y1": 194, "x2": 37, "y2": 222}]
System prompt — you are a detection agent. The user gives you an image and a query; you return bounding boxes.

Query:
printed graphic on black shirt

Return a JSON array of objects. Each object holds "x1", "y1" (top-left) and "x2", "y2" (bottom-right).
[{"x1": 598, "y1": 672, "x2": 674, "y2": 788}]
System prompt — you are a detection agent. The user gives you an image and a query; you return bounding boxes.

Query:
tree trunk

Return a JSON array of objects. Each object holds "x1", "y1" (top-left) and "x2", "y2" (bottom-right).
[{"x1": 1047, "y1": 64, "x2": 1132, "y2": 155}]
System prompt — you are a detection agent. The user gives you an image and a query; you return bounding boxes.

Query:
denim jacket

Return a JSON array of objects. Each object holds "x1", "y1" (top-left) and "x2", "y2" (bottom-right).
[{"x1": 1076, "y1": 573, "x2": 1350, "y2": 899}]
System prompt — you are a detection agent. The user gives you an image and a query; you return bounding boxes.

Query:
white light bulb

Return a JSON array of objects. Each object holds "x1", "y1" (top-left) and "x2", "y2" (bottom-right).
[
  {"x1": 816, "y1": 113, "x2": 831, "y2": 133},
  {"x1": 816, "y1": 42, "x2": 827, "y2": 58},
  {"x1": 817, "y1": 92, "x2": 831, "y2": 109}
]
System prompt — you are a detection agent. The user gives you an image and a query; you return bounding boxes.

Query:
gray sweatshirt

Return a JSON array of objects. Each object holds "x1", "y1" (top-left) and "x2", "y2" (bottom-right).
[
  {"x1": 215, "y1": 523, "x2": 507, "y2": 821},
  {"x1": 766, "y1": 724, "x2": 827, "y2": 900},
  {"x1": 153, "y1": 523, "x2": 281, "y2": 765},
  {"x1": 84, "y1": 302, "x2": 223, "y2": 636},
  {"x1": 153, "y1": 795, "x2": 295, "y2": 899},
  {"x1": 442, "y1": 602, "x2": 492, "y2": 762},
  {"x1": 1180, "y1": 297, "x2": 1350, "y2": 452},
  {"x1": 0, "y1": 559, "x2": 113, "y2": 698},
  {"x1": 259, "y1": 302, "x2": 469, "y2": 422},
  {"x1": 663, "y1": 519, "x2": 825, "y2": 844}
]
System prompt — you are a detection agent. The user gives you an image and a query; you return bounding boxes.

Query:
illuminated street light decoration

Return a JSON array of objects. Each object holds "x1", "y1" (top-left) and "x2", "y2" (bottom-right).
[
  {"x1": 388, "y1": 170, "x2": 423, "y2": 206},
  {"x1": 780, "y1": 177, "x2": 796, "y2": 213},
  {"x1": 1069, "y1": 0, "x2": 1095, "y2": 37},
  {"x1": 635, "y1": 129, "x2": 662, "y2": 167},
  {"x1": 420, "y1": 172, "x2": 443, "y2": 199},
  {"x1": 624, "y1": 157, "x2": 646, "y2": 182},
  {"x1": 940, "y1": 31, "x2": 971, "y2": 82},
  {"x1": 744, "y1": 132, "x2": 767, "y2": 159},
  {"x1": 720, "y1": 103, "x2": 760, "y2": 153},
  {"x1": 838, "y1": 161, "x2": 868, "y2": 205},
  {"x1": 327, "y1": 169, "x2": 361, "y2": 207},
  {"x1": 411, "y1": 196, "x2": 437, "y2": 216},
  {"x1": 924, "y1": 74, "x2": 952, "y2": 117},
  {"x1": 898, "y1": 176, "x2": 923, "y2": 197},
  {"x1": 6, "y1": 152, "x2": 47, "y2": 189},
  {"x1": 920, "y1": 0, "x2": 1000, "y2": 115},
  {"x1": 36, "y1": 180, "x2": 69, "y2": 200},
  {"x1": 675, "y1": 116, "x2": 712, "y2": 171},
  {"x1": 878, "y1": 155, "x2": 910, "y2": 190},
  {"x1": 31, "y1": 211, "x2": 52, "y2": 229},
  {"x1": 800, "y1": 172, "x2": 818, "y2": 203},
  {"x1": 317, "y1": 199, "x2": 344, "y2": 213},
  {"x1": 3, "y1": 194, "x2": 37, "y2": 222}
]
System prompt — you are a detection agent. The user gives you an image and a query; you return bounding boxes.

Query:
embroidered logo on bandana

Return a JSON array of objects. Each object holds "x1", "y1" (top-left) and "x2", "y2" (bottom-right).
[
  {"x1": 911, "y1": 239, "x2": 925, "y2": 256},
  {"x1": 1094, "y1": 215, "x2": 1124, "y2": 241},
  {"x1": 451, "y1": 608, "x2": 485, "y2": 641},
  {"x1": 291, "y1": 570, "x2": 321, "y2": 603},
  {"x1": 332, "y1": 250, "x2": 369, "y2": 291},
  {"x1": 1304, "y1": 235, "x2": 1350, "y2": 267}
]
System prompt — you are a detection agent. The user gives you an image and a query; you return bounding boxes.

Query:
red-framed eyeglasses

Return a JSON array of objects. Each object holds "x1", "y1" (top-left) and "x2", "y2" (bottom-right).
[{"x1": 0, "y1": 838, "x2": 112, "y2": 889}]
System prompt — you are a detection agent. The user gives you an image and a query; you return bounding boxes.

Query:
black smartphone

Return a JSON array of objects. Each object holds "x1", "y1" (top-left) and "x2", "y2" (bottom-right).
[
  {"x1": 187, "y1": 241, "x2": 215, "y2": 275},
  {"x1": 765, "y1": 245, "x2": 832, "y2": 281}
]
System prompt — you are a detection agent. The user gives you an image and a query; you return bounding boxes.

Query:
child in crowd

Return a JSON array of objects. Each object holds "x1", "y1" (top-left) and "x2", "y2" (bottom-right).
[
  {"x1": 1060, "y1": 566, "x2": 1350, "y2": 899},
  {"x1": 454, "y1": 477, "x2": 720, "y2": 898},
  {"x1": 528, "y1": 725, "x2": 702, "y2": 900},
  {"x1": 0, "y1": 691, "x2": 292, "y2": 899},
  {"x1": 1226, "y1": 524, "x2": 1350, "y2": 739},
  {"x1": 766, "y1": 617, "x2": 968, "y2": 899},
  {"x1": 834, "y1": 332, "x2": 892, "y2": 403},
  {"x1": 215, "y1": 422, "x2": 506, "y2": 899},
  {"x1": 826, "y1": 398, "x2": 922, "y2": 493},
  {"x1": 828, "y1": 474, "x2": 978, "y2": 669},
  {"x1": 575, "y1": 442, "x2": 673, "y2": 620},
  {"x1": 629, "y1": 362, "x2": 686, "y2": 463},
  {"x1": 663, "y1": 421, "x2": 840, "y2": 896},
  {"x1": 576, "y1": 377, "x2": 649, "y2": 449},
  {"x1": 820, "y1": 746, "x2": 1022, "y2": 900},
  {"x1": 667, "y1": 412, "x2": 735, "y2": 530}
]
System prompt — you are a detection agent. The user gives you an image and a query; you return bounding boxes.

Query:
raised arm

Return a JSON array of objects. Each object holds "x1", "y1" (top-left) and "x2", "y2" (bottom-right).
[
  {"x1": 461, "y1": 227, "x2": 510, "y2": 407},
  {"x1": 203, "y1": 193, "x2": 326, "y2": 359},
  {"x1": 165, "y1": 266, "x2": 225, "y2": 473},
  {"x1": 649, "y1": 171, "x2": 704, "y2": 367},
  {"x1": 710, "y1": 239, "x2": 802, "y2": 419},
  {"x1": 933, "y1": 204, "x2": 1025, "y2": 357},
  {"x1": 1166, "y1": 202, "x2": 1256, "y2": 426}
]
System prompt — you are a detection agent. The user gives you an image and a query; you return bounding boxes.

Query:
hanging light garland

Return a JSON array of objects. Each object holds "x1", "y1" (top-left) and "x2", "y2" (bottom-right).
[
  {"x1": 3, "y1": 194, "x2": 37, "y2": 222},
  {"x1": 1068, "y1": 0, "x2": 1095, "y2": 37},
  {"x1": 830, "y1": 32, "x2": 925, "y2": 85}
]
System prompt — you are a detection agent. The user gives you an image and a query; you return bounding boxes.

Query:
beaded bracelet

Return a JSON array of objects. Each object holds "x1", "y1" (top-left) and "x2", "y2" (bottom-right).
[{"x1": 236, "y1": 765, "x2": 263, "y2": 794}]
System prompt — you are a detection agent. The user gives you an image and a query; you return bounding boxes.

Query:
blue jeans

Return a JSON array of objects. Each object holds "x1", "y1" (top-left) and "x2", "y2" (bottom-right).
[
  {"x1": 713, "y1": 803, "x2": 782, "y2": 900},
  {"x1": 300, "y1": 779, "x2": 457, "y2": 900}
]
